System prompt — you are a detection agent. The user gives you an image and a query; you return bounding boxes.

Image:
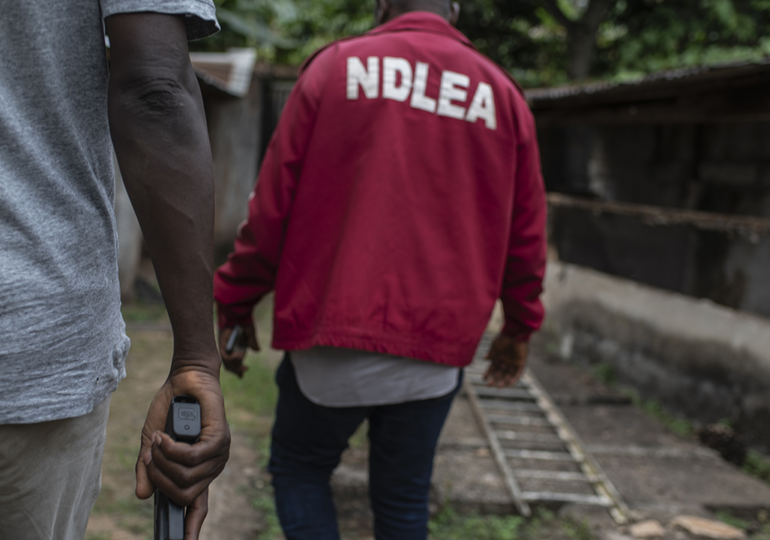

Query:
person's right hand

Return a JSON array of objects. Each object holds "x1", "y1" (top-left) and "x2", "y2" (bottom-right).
[
  {"x1": 135, "y1": 365, "x2": 231, "y2": 539},
  {"x1": 484, "y1": 334, "x2": 529, "y2": 388},
  {"x1": 218, "y1": 324, "x2": 260, "y2": 378}
]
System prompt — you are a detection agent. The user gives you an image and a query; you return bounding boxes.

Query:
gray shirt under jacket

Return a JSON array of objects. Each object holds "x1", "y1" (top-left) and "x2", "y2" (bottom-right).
[
  {"x1": 291, "y1": 347, "x2": 461, "y2": 408},
  {"x1": 0, "y1": 0, "x2": 218, "y2": 424}
]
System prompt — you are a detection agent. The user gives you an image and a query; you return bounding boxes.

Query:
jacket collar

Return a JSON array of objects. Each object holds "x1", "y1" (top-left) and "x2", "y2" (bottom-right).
[{"x1": 367, "y1": 11, "x2": 473, "y2": 47}]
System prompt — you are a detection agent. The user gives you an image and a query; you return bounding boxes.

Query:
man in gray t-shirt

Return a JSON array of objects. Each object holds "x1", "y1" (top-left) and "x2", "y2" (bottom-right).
[{"x1": 0, "y1": 2, "x2": 230, "y2": 539}]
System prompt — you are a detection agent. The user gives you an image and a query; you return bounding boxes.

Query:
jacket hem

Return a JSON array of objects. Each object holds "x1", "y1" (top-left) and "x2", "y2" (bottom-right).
[{"x1": 272, "y1": 328, "x2": 480, "y2": 368}]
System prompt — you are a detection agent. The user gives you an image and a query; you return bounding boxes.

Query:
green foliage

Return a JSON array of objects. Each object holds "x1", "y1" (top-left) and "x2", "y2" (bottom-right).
[
  {"x1": 84, "y1": 534, "x2": 112, "y2": 540},
  {"x1": 191, "y1": 0, "x2": 770, "y2": 84},
  {"x1": 457, "y1": 0, "x2": 770, "y2": 84},
  {"x1": 562, "y1": 517, "x2": 598, "y2": 540},
  {"x1": 716, "y1": 509, "x2": 770, "y2": 540},
  {"x1": 743, "y1": 450, "x2": 770, "y2": 486},
  {"x1": 429, "y1": 506, "x2": 597, "y2": 540},
  {"x1": 219, "y1": 350, "x2": 279, "y2": 420},
  {"x1": 271, "y1": 0, "x2": 373, "y2": 64},
  {"x1": 254, "y1": 487, "x2": 283, "y2": 540},
  {"x1": 120, "y1": 302, "x2": 168, "y2": 323},
  {"x1": 429, "y1": 506, "x2": 524, "y2": 540},
  {"x1": 625, "y1": 390, "x2": 694, "y2": 437},
  {"x1": 594, "y1": 0, "x2": 770, "y2": 78},
  {"x1": 191, "y1": 0, "x2": 373, "y2": 64},
  {"x1": 715, "y1": 510, "x2": 751, "y2": 531},
  {"x1": 456, "y1": 0, "x2": 571, "y2": 87},
  {"x1": 591, "y1": 362, "x2": 617, "y2": 386}
]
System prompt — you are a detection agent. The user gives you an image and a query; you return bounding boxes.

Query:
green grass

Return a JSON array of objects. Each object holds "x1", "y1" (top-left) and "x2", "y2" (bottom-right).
[
  {"x1": 715, "y1": 511, "x2": 751, "y2": 531},
  {"x1": 584, "y1": 362, "x2": 694, "y2": 438},
  {"x1": 757, "y1": 511, "x2": 770, "y2": 540},
  {"x1": 220, "y1": 350, "x2": 280, "y2": 420},
  {"x1": 429, "y1": 507, "x2": 595, "y2": 540},
  {"x1": 743, "y1": 451, "x2": 770, "y2": 486},
  {"x1": 84, "y1": 534, "x2": 112, "y2": 540},
  {"x1": 630, "y1": 393, "x2": 694, "y2": 437},
  {"x1": 587, "y1": 362, "x2": 770, "y2": 492},
  {"x1": 562, "y1": 518, "x2": 597, "y2": 540},
  {"x1": 429, "y1": 506, "x2": 524, "y2": 540},
  {"x1": 590, "y1": 362, "x2": 617, "y2": 386},
  {"x1": 120, "y1": 302, "x2": 168, "y2": 323},
  {"x1": 253, "y1": 488, "x2": 283, "y2": 540},
  {"x1": 716, "y1": 509, "x2": 770, "y2": 540}
]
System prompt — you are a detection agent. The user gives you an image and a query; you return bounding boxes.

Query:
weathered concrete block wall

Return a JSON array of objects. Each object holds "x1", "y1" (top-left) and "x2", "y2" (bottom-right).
[
  {"x1": 113, "y1": 153, "x2": 143, "y2": 300},
  {"x1": 539, "y1": 122, "x2": 770, "y2": 213},
  {"x1": 540, "y1": 121, "x2": 770, "y2": 318},
  {"x1": 543, "y1": 261, "x2": 770, "y2": 452},
  {"x1": 204, "y1": 79, "x2": 263, "y2": 260}
]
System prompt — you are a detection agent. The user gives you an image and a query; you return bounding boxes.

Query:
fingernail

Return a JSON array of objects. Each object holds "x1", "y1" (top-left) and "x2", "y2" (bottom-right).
[
  {"x1": 143, "y1": 450, "x2": 152, "y2": 466},
  {"x1": 153, "y1": 432, "x2": 162, "y2": 446}
]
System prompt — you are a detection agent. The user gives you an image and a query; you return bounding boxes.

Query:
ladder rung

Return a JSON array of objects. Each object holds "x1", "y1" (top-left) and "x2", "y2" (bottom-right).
[
  {"x1": 513, "y1": 470, "x2": 597, "y2": 482},
  {"x1": 505, "y1": 449, "x2": 575, "y2": 461},
  {"x1": 479, "y1": 400, "x2": 542, "y2": 412},
  {"x1": 521, "y1": 491, "x2": 612, "y2": 506},
  {"x1": 465, "y1": 373, "x2": 529, "y2": 388},
  {"x1": 473, "y1": 387, "x2": 534, "y2": 400},
  {"x1": 496, "y1": 431, "x2": 563, "y2": 444},
  {"x1": 486, "y1": 415, "x2": 551, "y2": 427}
]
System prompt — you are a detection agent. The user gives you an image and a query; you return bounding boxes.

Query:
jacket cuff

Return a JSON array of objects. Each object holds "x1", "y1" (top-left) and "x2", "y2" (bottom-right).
[
  {"x1": 216, "y1": 303, "x2": 254, "y2": 330},
  {"x1": 501, "y1": 320, "x2": 534, "y2": 342}
]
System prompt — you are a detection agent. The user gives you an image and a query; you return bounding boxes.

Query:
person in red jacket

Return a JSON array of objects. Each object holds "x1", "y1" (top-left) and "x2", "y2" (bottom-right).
[{"x1": 214, "y1": 0, "x2": 547, "y2": 538}]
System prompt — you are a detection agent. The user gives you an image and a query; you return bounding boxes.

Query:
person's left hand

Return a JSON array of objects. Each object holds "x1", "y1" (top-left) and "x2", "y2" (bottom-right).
[
  {"x1": 218, "y1": 324, "x2": 260, "y2": 378},
  {"x1": 135, "y1": 365, "x2": 230, "y2": 539},
  {"x1": 484, "y1": 335, "x2": 529, "y2": 388}
]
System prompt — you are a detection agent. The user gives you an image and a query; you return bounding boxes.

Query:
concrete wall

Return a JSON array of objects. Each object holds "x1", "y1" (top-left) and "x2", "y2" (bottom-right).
[
  {"x1": 540, "y1": 121, "x2": 770, "y2": 318},
  {"x1": 542, "y1": 261, "x2": 770, "y2": 452},
  {"x1": 204, "y1": 77, "x2": 263, "y2": 261},
  {"x1": 539, "y1": 122, "x2": 770, "y2": 210},
  {"x1": 113, "y1": 153, "x2": 143, "y2": 300}
]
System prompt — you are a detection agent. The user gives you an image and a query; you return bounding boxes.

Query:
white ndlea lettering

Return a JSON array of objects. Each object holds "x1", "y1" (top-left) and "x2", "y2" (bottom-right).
[
  {"x1": 346, "y1": 56, "x2": 497, "y2": 130},
  {"x1": 437, "y1": 70, "x2": 469, "y2": 120},
  {"x1": 465, "y1": 82, "x2": 497, "y2": 130},
  {"x1": 382, "y1": 57, "x2": 413, "y2": 102},
  {"x1": 410, "y1": 62, "x2": 436, "y2": 113},
  {"x1": 347, "y1": 56, "x2": 379, "y2": 100}
]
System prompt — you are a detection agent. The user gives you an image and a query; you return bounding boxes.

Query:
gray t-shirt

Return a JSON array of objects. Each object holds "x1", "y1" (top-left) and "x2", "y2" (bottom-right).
[
  {"x1": 291, "y1": 347, "x2": 460, "y2": 407},
  {"x1": 0, "y1": 0, "x2": 218, "y2": 424}
]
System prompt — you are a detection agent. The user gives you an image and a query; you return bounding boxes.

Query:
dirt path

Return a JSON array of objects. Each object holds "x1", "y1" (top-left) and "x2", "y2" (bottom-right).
[
  {"x1": 85, "y1": 326, "x2": 274, "y2": 540},
  {"x1": 199, "y1": 432, "x2": 262, "y2": 540}
]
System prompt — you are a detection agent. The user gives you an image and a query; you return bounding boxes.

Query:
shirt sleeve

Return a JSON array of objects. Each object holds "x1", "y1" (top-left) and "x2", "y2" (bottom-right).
[
  {"x1": 500, "y1": 104, "x2": 548, "y2": 341},
  {"x1": 213, "y1": 45, "x2": 336, "y2": 329},
  {"x1": 100, "y1": 0, "x2": 219, "y2": 40}
]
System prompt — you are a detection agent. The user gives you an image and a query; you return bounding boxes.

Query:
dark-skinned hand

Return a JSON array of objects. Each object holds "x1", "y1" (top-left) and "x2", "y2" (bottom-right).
[
  {"x1": 484, "y1": 334, "x2": 529, "y2": 388},
  {"x1": 218, "y1": 324, "x2": 260, "y2": 378},
  {"x1": 135, "y1": 366, "x2": 230, "y2": 539}
]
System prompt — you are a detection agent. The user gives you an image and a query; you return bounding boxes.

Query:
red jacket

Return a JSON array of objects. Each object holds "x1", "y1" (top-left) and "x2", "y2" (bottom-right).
[{"x1": 214, "y1": 12, "x2": 547, "y2": 367}]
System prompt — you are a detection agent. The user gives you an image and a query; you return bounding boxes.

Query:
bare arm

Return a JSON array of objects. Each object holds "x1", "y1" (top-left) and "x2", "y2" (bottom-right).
[
  {"x1": 106, "y1": 12, "x2": 229, "y2": 537},
  {"x1": 485, "y1": 109, "x2": 547, "y2": 388}
]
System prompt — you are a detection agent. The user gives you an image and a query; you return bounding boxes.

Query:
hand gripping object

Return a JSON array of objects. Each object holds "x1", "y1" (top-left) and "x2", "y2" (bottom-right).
[{"x1": 154, "y1": 396, "x2": 202, "y2": 540}]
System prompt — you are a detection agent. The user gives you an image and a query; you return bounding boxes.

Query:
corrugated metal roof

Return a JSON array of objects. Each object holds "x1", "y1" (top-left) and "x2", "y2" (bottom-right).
[
  {"x1": 190, "y1": 48, "x2": 257, "y2": 98},
  {"x1": 525, "y1": 59, "x2": 770, "y2": 105}
]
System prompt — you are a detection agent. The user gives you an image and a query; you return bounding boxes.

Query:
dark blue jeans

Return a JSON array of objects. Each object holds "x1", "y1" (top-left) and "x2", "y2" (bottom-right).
[{"x1": 268, "y1": 356, "x2": 462, "y2": 540}]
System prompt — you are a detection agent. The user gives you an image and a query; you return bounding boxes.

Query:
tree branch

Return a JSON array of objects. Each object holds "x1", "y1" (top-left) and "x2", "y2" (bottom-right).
[
  {"x1": 581, "y1": 0, "x2": 614, "y2": 30},
  {"x1": 540, "y1": 0, "x2": 575, "y2": 30}
]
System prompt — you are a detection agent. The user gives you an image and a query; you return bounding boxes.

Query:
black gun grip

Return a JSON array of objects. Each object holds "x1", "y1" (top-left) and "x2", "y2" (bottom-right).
[{"x1": 154, "y1": 396, "x2": 201, "y2": 540}]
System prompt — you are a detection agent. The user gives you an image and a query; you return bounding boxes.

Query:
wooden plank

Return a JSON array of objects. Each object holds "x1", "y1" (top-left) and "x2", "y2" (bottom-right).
[
  {"x1": 522, "y1": 492, "x2": 612, "y2": 506},
  {"x1": 504, "y1": 449, "x2": 575, "y2": 461},
  {"x1": 514, "y1": 470, "x2": 597, "y2": 482}
]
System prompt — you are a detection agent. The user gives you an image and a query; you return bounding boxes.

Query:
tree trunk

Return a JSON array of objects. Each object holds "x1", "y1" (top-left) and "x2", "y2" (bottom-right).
[
  {"x1": 543, "y1": 0, "x2": 615, "y2": 80},
  {"x1": 567, "y1": 25, "x2": 597, "y2": 80}
]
